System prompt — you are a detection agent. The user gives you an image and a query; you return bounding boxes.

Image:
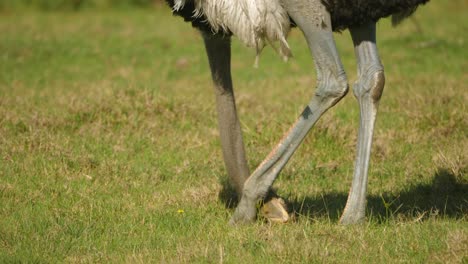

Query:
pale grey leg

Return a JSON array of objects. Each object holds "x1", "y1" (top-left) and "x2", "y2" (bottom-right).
[
  {"x1": 340, "y1": 23, "x2": 385, "y2": 224},
  {"x1": 202, "y1": 33, "x2": 249, "y2": 195},
  {"x1": 202, "y1": 33, "x2": 289, "y2": 222},
  {"x1": 230, "y1": 0, "x2": 349, "y2": 224}
]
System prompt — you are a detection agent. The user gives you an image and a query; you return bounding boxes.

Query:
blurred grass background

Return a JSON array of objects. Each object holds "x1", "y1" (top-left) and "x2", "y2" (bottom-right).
[{"x1": 0, "y1": 0, "x2": 160, "y2": 11}]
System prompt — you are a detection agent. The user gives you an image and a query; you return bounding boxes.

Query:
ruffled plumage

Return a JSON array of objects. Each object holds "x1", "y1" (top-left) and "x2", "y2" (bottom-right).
[
  {"x1": 168, "y1": 0, "x2": 291, "y2": 63},
  {"x1": 166, "y1": 0, "x2": 430, "y2": 59}
]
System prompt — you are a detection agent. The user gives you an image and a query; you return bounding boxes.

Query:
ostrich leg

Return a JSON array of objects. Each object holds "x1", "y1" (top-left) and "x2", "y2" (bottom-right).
[
  {"x1": 230, "y1": 0, "x2": 349, "y2": 224},
  {"x1": 340, "y1": 23, "x2": 385, "y2": 224},
  {"x1": 202, "y1": 33, "x2": 249, "y2": 195},
  {"x1": 202, "y1": 33, "x2": 289, "y2": 222}
]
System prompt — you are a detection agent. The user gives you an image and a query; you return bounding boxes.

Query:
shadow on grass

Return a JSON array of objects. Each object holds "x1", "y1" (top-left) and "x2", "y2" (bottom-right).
[{"x1": 218, "y1": 168, "x2": 467, "y2": 222}]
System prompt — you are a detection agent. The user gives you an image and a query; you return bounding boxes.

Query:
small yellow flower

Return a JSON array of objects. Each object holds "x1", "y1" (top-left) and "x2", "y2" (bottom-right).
[{"x1": 177, "y1": 209, "x2": 184, "y2": 214}]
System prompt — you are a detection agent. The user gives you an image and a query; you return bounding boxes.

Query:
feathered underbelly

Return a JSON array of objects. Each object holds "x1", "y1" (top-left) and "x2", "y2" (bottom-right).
[
  {"x1": 166, "y1": 0, "x2": 429, "y2": 32},
  {"x1": 166, "y1": 0, "x2": 429, "y2": 60}
]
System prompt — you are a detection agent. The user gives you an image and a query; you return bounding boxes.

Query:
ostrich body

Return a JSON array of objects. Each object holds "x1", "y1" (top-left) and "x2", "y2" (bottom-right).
[{"x1": 166, "y1": 0, "x2": 429, "y2": 224}]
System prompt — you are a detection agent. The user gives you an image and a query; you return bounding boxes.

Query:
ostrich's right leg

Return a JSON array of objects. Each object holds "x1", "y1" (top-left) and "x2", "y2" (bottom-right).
[{"x1": 202, "y1": 32, "x2": 289, "y2": 222}]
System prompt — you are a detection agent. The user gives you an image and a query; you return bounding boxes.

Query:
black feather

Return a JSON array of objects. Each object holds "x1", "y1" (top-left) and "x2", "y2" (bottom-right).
[
  {"x1": 321, "y1": 0, "x2": 430, "y2": 31},
  {"x1": 166, "y1": 0, "x2": 430, "y2": 33}
]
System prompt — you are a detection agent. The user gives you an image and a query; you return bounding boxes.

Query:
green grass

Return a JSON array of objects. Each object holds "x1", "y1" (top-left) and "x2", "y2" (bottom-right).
[{"x1": 1, "y1": 1, "x2": 467, "y2": 263}]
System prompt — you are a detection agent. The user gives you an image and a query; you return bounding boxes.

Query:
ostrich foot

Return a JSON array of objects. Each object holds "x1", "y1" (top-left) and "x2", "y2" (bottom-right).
[
  {"x1": 260, "y1": 197, "x2": 289, "y2": 223},
  {"x1": 229, "y1": 196, "x2": 289, "y2": 225},
  {"x1": 339, "y1": 208, "x2": 365, "y2": 225}
]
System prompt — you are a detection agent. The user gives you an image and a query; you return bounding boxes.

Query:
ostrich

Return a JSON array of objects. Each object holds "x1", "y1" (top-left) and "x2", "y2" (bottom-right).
[{"x1": 166, "y1": 0, "x2": 429, "y2": 224}]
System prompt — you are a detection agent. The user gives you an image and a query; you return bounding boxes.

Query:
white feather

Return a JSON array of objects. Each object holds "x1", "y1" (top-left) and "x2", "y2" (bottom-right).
[{"x1": 173, "y1": 0, "x2": 292, "y2": 64}]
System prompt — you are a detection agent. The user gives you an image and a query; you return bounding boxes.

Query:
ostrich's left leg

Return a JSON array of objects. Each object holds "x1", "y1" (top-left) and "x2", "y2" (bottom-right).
[
  {"x1": 340, "y1": 23, "x2": 385, "y2": 224},
  {"x1": 230, "y1": 0, "x2": 348, "y2": 224},
  {"x1": 202, "y1": 33, "x2": 249, "y2": 196}
]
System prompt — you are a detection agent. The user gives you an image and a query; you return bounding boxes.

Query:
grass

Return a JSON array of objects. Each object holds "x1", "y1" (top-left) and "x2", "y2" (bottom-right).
[{"x1": 0, "y1": 1, "x2": 467, "y2": 263}]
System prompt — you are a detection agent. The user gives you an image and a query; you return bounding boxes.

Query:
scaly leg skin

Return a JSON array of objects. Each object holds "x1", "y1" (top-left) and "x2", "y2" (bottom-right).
[
  {"x1": 230, "y1": 0, "x2": 349, "y2": 225},
  {"x1": 340, "y1": 23, "x2": 385, "y2": 225},
  {"x1": 202, "y1": 32, "x2": 289, "y2": 222}
]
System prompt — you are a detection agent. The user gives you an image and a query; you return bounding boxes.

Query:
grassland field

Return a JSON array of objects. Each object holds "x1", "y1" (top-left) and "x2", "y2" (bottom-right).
[{"x1": 0, "y1": 1, "x2": 467, "y2": 263}]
